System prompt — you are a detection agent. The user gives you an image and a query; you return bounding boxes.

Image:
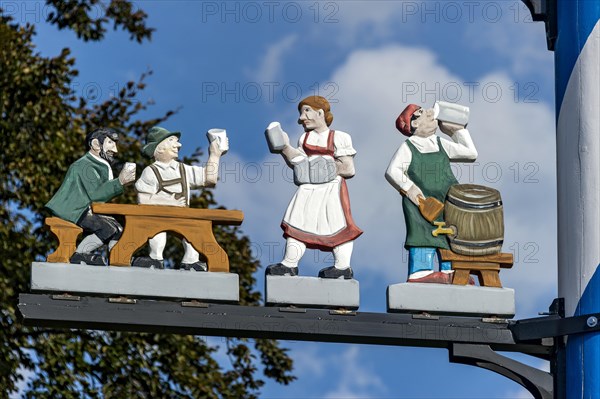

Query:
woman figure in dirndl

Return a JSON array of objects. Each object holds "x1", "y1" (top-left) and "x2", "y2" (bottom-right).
[{"x1": 265, "y1": 96, "x2": 362, "y2": 279}]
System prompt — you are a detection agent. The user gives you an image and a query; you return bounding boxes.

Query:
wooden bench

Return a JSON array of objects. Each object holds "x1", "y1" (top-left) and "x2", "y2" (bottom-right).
[
  {"x1": 438, "y1": 249, "x2": 514, "y2": 288},
  {"x1": 45, "y1": 217, "x2": 83, "y2": 263},
  {"x1": 92, "y1": 203, "x2": 244, "y2": 272}
]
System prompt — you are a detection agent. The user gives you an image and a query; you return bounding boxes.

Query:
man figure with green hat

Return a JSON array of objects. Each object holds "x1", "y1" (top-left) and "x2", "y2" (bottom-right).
[
  {"x1": 133, "y1": 126, "x2": 226, "y2": 270},
  {"x1": 46, "y1": 127, "x2": 136, "y2": 266}
]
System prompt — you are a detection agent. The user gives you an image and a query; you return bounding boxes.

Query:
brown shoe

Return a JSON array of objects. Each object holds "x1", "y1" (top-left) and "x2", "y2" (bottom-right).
[{"x1": 407, "y1": 271, "x2": 452, "y2": 284}]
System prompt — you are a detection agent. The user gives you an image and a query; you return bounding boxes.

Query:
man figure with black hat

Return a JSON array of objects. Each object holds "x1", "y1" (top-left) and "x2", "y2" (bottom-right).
[
  {"x1": 133, "y1": 126, "x2": 225, "y2": 270},
  {"x1": 385, "y1": 104, "x2": 477, "y2": 284},
  {"x1": 46, "y1": 127, "x2": 136, "y2": 266}
]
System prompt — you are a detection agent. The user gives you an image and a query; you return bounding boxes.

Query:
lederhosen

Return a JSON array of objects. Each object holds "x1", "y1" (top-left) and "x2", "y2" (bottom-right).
[{"x1": 149, "y1": 162, "x2": 189, "y2": 206}]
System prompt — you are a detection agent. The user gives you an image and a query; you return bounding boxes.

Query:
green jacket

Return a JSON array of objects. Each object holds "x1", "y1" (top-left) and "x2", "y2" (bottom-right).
[{"x1": 46, "y1": 153, "x2": 124, "y2": 223}]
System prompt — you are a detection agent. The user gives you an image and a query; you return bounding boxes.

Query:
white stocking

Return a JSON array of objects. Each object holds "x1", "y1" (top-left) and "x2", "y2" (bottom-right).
[
  {"x1": 281, "y1": 237, "x2": 306, "y2": 268},
  {"x1": 148, "y1": 232, "x2": 167, "y2": 260},
  {"x1": 333, "y1": 241, "x2": 354, "y2": 270},
  {"x1": 75, "y1": 234, "x2": 103, "y2": 254}
]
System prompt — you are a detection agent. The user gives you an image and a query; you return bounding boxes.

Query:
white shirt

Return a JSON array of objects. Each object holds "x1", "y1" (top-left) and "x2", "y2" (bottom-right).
[
  {"x1": 291, "y1": 129, "x2": 356, "y2": 164},
  {"x1": 89, "y1": 151, "x2": 113, "y2": 180},
  {"x1": 135, "y1": 160, "x2": 206, "y2": 206},
  {"x1": 385, "y1": 129, "x2": 478, "y2": 193}
]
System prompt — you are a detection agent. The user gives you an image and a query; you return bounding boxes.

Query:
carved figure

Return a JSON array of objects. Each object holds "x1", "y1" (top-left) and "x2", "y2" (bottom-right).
[
  {"x1": 133, "y1": 126, "x2": 225, "y2": 270},
  {"x1": 265, "y1": 96, "x2": 362, "y2": 279},
  {"x1": 45, "y1": 127, "x2": 136, "y2": 266},
  {"x1": 385, "y1": 103, "x2": 478, "y2": 284}
]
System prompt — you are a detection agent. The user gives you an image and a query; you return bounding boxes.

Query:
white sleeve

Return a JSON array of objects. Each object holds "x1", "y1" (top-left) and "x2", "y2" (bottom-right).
[
  {"x1": 290, "y1": 133, "x2": 308, "y2": 164},
  {"x1": 186, "y1": 164, "x2": 206, "y2": 189},
  {"x1": 385, "y1": 142, "x2": 415, "y2": 193},
  {"x1": 297, "y1": 133, "x2": 307, "y2": 152},
  {"x1": 135, "y1": 167, "x2": 159, "y2": 194},
  {"x1": 334, "y1": 131, "x2": 357, "y2": 157},
  {"x1": 440, "y1": 128, "x2": 478, "y2": 161}
]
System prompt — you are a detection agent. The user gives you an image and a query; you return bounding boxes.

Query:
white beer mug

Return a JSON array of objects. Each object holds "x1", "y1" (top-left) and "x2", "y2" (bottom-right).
[
  {"x1": 207, "y1": 128, "x2": 229, "y2": 154},
  {"x1": 433, "y1": 101, "x2": 470, "y2": 127}
]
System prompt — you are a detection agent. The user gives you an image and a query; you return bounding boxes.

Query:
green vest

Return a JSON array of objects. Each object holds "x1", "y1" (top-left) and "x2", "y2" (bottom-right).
[
  {"x1": 402, "y1": 136, "x2": 458, "y2": 249},
  {"x1": 45, "y1": 153, "x2": 124, "y2": 223}
]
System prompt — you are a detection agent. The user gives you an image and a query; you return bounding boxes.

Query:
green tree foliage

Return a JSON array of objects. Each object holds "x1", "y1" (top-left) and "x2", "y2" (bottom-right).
[{"x1": 0, "y1": 2, "x2": 294, "y2": 397}]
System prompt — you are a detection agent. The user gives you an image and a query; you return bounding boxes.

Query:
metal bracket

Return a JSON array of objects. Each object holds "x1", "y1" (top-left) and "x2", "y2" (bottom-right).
[
  {"x1": 412, "y1": 312, "x2": 439, "y2": 320},
  {"x1": 521, "y1": 0, "x2": 557, "y2": 50},
  {"x1": 108, "y1": 297, "x2": 137, "y2": 305},
  {"x1": 329, "y1": 309, "x2": 356, "y2": 316},
  {"x1": 18, "y1": 293, "x2": 558, "y2": 397},
  {"x1": 181, "y1": 300, "x2": 209, "y2": 308},
  {"x1": 449, "y1": 343, "x2": 553, "y2": 399},
  {"x1": 510, "y1": 298, "x2": 600, "y2": 341},
  {"x1": 51, "y1": 293, "x2": 81, "y2": 301},
  {"x1": 278, "y1": 307, "x2": 306, "y2": 314}
]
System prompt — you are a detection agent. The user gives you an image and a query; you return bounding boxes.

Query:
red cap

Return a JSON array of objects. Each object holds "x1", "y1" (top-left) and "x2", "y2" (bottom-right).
[{"x1": 396, "y1": 104, "x2": 421, "y2": 137}]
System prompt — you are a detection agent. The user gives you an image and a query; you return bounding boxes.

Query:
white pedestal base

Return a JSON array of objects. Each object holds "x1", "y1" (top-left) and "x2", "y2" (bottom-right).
[
  {"x1": 31, "y1": 262, "x2": 239, "y2": 302},
  {"x1": 265, "y1": 275, "x2": 359, "y2": 310},
  {"x1": 387, "y1": 283, "x2": 515, "y2": 317}
]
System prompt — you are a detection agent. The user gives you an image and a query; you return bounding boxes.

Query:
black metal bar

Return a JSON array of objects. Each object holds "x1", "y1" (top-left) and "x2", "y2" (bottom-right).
[
  {"x1": 521, "y1": 0, "x2": 557, "y2": 50},
  {"x1": 18, "y1": 293, "x2": 551, "y2": 357},
  {"x1": 449, "y1": 343, "x2": 553, "y2": 399},
  {"x1": 510, "y1": 313, "x2": 600, "y2": 341},
  {"x1": 552, "y1": 336, "x2": 566, "y2": 399}
]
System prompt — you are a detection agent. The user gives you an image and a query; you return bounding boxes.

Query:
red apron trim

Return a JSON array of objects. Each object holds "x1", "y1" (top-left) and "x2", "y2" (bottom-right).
[
  {"x1": 302, "y1": 130, "x2": 335, "y2": 156},
  {"x1": 282, "y1": 179, "x2": 363, "y2": 251}
]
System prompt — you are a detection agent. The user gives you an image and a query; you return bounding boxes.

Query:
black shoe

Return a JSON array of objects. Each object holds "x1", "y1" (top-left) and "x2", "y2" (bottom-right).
[
  {"x1": 179, "y1": 261, "x2": 208, "y2": 272},
  {"x1": 266, "y1": 263, "x2": 298, "y2": 276},
  {"x1": 318, "y1": 266, "x2": 353, "y2": 279},
  {"x1": 70, "y1": 252, "x2": 107, "y2": 266},
  {"x1": 132, "y1": 256, "x2": 164, "y2": 269}
]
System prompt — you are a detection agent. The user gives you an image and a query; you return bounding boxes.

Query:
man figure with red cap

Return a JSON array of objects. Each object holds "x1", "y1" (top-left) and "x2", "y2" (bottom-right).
[
  {"x1": 385, "y1": 104, "x2": 477, "y2": 284},
  {"x1": 265, "y1": 96, "x2": 362, "y2": 279}
]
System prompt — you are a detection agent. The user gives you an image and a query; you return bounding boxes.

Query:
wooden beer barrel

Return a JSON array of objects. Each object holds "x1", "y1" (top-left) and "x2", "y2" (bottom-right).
[{"x1": 444, "y1": 184, "x2": 504, "y2": 256}]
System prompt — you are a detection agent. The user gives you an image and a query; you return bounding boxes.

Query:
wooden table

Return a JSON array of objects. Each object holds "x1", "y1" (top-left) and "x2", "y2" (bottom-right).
[
  {"x1": 438, "y1": 249, "x2": 514, "y2": 288},
  {"x1": 92, "y1": 203, "x2": 244, "y2": 272}
]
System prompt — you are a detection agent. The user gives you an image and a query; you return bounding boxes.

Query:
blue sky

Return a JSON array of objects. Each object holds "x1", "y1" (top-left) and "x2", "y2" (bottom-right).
[{"x1": 18, "y1": 0, "x2": 559, "y2": 397}]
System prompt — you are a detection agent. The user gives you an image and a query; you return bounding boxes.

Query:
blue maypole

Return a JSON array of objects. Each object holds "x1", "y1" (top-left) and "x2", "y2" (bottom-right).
[
  {"x1": 554, "y1": 0, "x2": 600, "y2": 397},
  {"x1": 524, "y1": 0, "x2": 600, "y2": 397}
]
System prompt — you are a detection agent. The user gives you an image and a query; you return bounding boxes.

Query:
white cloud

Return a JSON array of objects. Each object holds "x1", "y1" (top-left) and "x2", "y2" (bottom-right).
[
  {"x1": 462, "y1": 4, "x2": 554, "y2": 79},
  {"x1": 317, "y1": 1, "x2": 404, "y2": 44},
  {"x1": 248, "y1": 34, "x2": 298, "y2": 83},
  {"x1": 217, "y1": 43, "x2": 557, "y2": 318},
  {"x1": 285, "y1": 343, "x2": 327, "y2": 378},
  {"x1": 323, "y1": 347, "x2": 387, "y2": 399},
  {"x1": 329, "y1": 45, "x2": 557, "y2": 307}
]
